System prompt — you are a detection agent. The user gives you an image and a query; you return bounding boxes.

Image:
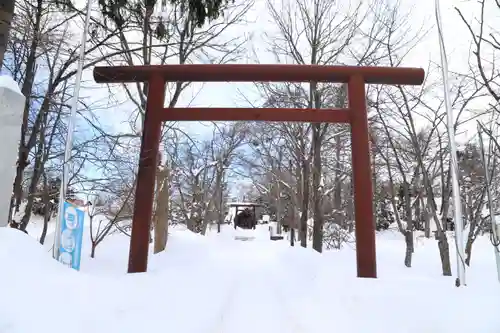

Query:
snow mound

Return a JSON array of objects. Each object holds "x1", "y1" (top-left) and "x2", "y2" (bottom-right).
[
  {"x1": 0, "y1": 226, "x2": 236, "y2": 333},
  {"x1": 0, "y1": 227, "x2": 71, "y2": 276}
]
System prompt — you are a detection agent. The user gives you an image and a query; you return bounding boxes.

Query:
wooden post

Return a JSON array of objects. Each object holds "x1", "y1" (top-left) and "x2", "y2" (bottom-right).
[{"x1": 348, "y1": 75, "x2": 377, "y2": 278}]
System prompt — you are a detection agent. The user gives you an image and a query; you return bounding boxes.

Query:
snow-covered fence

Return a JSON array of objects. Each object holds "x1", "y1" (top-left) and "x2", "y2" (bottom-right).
[{"x1": 0, "y1": 76, "x2": 24, "y2": 227}]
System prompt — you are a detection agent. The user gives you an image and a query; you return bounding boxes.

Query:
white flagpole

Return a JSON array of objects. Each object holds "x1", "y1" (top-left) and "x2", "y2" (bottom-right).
[
  {"x1": 53, "y1": 0, "x2": 93, "y2": 260},
  {"x1": 434, "y1": 0, "x2": 466, "y2": 286}
]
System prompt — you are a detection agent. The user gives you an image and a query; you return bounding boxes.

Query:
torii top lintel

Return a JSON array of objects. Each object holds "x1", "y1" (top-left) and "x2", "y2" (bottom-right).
[{"x1": 93, "y1": 64, "x2": 425, "y2": 86}]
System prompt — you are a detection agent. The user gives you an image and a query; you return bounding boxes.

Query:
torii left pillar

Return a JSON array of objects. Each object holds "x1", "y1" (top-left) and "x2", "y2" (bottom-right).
[{"x1": 127, "y1": 75, "x2": 165, "y2": 272}]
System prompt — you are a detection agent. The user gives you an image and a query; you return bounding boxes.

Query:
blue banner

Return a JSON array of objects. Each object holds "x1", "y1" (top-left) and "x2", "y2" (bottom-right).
[{"x1": 58, "y1": 201, "x2": 85, "y2": 271}]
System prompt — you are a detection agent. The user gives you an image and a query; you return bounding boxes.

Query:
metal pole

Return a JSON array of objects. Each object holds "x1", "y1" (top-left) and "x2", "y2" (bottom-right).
[
  {"x1": 434, "y1": 0, "x2": 466, "y2": 286},
  {"x1": 477, "y1": 123, "x2": 500, "y2": 283},
  {"x1": 52, "y1": 0, "x2": 93, "y2": 260}
]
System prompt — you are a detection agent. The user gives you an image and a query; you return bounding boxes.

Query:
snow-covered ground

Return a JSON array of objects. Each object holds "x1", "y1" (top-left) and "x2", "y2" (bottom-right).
[{"x1": 1, "y1": 219, "x2": 500, "y2": 333}]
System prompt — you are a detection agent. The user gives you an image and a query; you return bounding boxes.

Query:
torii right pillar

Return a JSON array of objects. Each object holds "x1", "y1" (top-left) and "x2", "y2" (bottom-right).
[{"x1": 348, "y1": 74, "x2": 377, "y2": 278}]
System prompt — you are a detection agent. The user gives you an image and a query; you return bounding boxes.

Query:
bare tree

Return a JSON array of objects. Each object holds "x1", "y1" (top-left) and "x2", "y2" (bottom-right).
[
  {"x1": 90, "y1": 0, "x2": 252, "y2": 239},
  {"x1": 5, "y1": 0, "x2": 127, "y2": 231},
  {"x1": 456, "y1": 0, "x2": 500, "y2": 105},
  {"x1": 169, "y1": 123, "x2": 247, "y2": 234},
  {"x1": 251, "y1": 0, "x2": 427, "y2": 253}
]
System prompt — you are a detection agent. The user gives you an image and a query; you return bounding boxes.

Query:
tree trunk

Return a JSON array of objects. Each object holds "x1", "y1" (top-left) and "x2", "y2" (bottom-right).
[
  {"x1": 437, "y1": 231, "x2": 452, "y2": 276},
  {"x1": 346, "y1": 182, "x2": 354, "y2": 233},
  {"x1": 300, "y1": 157, "x2": 310, "y2": 248},
  {"x1": 465, "y1": 189, "x2": 472, "y2": 226},
  {"x1": 464, "y1": 235, "x2": 473, "y2": 266},
  {"x1": 333, "y1": 135, "x2": 343, "y2": 227},
  {"x1": 187, "y1": 175, "x2": 200, "y2": 232},
  {"x1": 153, "y1": 166, "x2": 170, "y2": 254},
  {"x1": 20, "y1": 127, "x2": 46, "y2": 230},
  {"x1": 0, "y1": 0, "x2": 14, "y2": 67},
  {"x1": 276, "y1": 170, "x2": 281, "y2": 234},
  {"x1": 415, "y1": 192, "x2": 421, "y2": 228},
  {"x1": 312, "y1": 123, "x2": 323, "y2": 253},
  {"x1": 39, "y1": 173, "x2": 49, "y2": 245},
  {"x1": 370, "y1": 138, "x2": 377, "y2": 228},
  {"x1": 404, "y1": 230, "x2": 413, "y2": 267},
  {"x1": 421, "y1": 196, "x2": 431, "y2": 238},
  {"x1": 464, "y1": 214, "x2": 484, "y2": 266},
  {"x1": 436, "y1": 171, "x2": 453, "y2": 276},
  {"x1": 402, "y1": 182, "x2": 413, "y2": 265},
  {"x1": 216, "y1": 165, "x2": 224, "y2": 233}
]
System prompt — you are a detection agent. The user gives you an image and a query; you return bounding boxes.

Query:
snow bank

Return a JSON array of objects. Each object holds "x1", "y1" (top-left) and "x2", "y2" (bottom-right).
[
  {"x1": 0, "y1": 227, "x2": 235, "y2": 333},
  {"x1": 1, "y1": 224, "x2": 500, "y2": 333},
  {"x1": 0, "y1": 228, "x2": 69, "y2": 276},
  {"x1": 253, "y1": 232, "x2": 498, "y2": 332}
]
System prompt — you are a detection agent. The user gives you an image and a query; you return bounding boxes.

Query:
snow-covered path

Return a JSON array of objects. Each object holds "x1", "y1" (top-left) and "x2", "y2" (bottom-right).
[
  {"x1": 209, "y1": 267, "x2": 303, "y2": 333},
  {"x1": 208, "y1": 242, "x2": 306, "y2": 333}
]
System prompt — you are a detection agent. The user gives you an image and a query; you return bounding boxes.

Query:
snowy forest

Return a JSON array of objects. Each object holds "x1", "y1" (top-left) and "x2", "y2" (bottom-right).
[{"x1": 2, "y1": 0, "x2": 500, "y2": 279}]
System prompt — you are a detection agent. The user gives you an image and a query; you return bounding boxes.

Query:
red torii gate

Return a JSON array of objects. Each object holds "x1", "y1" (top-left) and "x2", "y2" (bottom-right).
[{"x1": 93, "y1": 64, "x2": 424, "y2": 278}]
